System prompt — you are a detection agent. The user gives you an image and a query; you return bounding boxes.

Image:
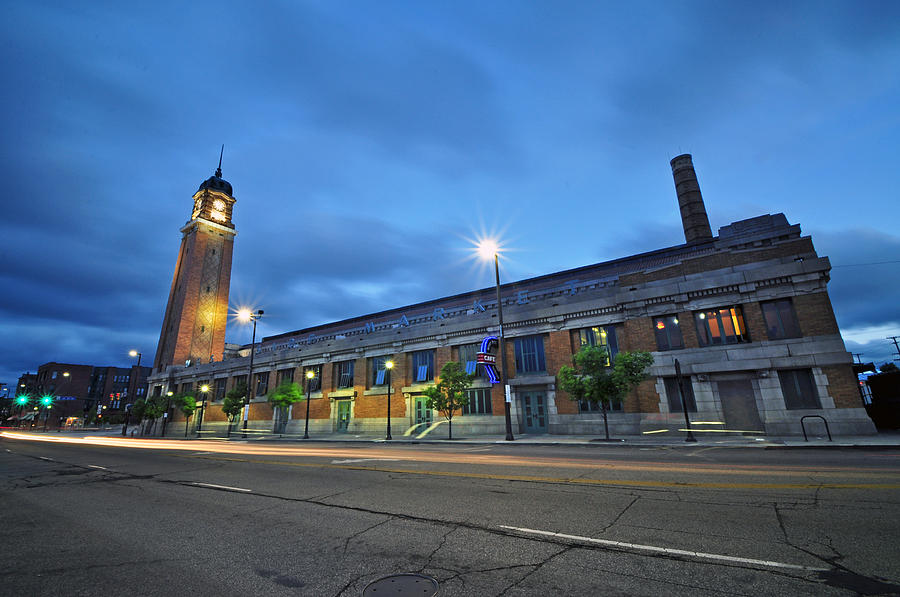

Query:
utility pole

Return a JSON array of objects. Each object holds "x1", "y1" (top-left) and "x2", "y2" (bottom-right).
[
  {"x1": 888, "y1": 336, "x2": 900, "y2": 361},
  {"x1": 852, "y1": 353, "x2": 864, "y2": 364}
]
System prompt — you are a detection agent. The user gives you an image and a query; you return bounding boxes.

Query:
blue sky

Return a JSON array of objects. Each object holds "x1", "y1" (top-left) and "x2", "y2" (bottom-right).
[{"x1": 1, "y1": 1, "x2": 899, "y2": 388}]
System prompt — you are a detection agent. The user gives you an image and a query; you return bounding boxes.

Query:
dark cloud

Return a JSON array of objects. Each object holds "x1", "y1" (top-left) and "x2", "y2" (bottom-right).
[
  {"x1": 813, "y1": 228, "x2": 900, "y2": 331},
  {"x1": 0, "y1": 1, "x2": 897, "y2": 388}
]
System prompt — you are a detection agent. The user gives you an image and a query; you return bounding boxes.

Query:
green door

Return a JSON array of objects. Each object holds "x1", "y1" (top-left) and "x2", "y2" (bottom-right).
[
  {"x1": 414, "y1": 396, "x2": 433, "y2": 426},
  {"x1": 521, "y1": 392, "x2": 547, "y2": 433},
  {"x1": 336, "y1": 400, "x2": 351, "y2": 432}
]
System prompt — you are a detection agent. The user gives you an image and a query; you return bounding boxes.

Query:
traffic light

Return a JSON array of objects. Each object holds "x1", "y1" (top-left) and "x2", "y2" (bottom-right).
[
  {"x1": 16, "y1": 395, "x2": 29, "y2": 406},
  {"x1": 41, "y1": 395, "x2": 53, "y2": 407}
]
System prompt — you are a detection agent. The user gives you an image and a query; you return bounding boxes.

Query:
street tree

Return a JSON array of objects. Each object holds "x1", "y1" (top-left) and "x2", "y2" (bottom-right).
[
  {"x1": 175, "y1": 393, "x2": 196, "y2": 437},
  {"x1": 222, "y1": 382, "x2": 247, "y2": 437},
  {"x1": 558, "y1": 348, "x2": 653, "y2": 440},
  {"x1": 268, "y1": 381, "x2": 304, "y2": 433},
  {"x1": 880, "y1": 362, "x2": 899, "y2": 373},
  {"x1": 423, "y1": 361, "x2": 475, "y2": 440}
]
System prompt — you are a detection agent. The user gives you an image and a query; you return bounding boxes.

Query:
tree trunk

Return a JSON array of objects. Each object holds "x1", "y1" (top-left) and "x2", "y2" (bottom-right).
[
  {"x1": 185, "y1": 416, "x2": 190, "y2": 437},
  {"x1": 448, "y1": 417, "x2": 453, "y2": 440},
  {"x1": 602, "y1": 401, "x2": 610, "y2": 440}
]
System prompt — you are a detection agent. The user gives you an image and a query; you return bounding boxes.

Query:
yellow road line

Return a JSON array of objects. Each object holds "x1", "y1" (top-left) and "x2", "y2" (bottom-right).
[{"x1": 187, "y1": 455, "x2": 900, "y2": 491}]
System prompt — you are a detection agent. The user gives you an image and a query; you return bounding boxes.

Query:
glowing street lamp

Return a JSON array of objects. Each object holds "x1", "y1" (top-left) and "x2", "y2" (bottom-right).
[
  {"x1": 476, "y1": 238, "x2": 515, "y2": 441},
  {"x1": 161, "y1": 390, "x2": 175, "y2": 436},
  {"x1": 303, "y1": 369, "x2": 315, "y2": 439},
  {"x1": 385, "y1": 360, "x2": 394, "y2": 441},
  {"x1": 237, "y1": 308, "x2": 264, "y2": 437},
  {"x1": 196, "y1": 384, "x2": 210, "y2": 435},
  {"x1": 41, "y1": 395, "x2": 53, "y2": 431}
]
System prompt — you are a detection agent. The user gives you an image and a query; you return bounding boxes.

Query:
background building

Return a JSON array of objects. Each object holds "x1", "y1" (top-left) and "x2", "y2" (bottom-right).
[{"x1": 148, "y1": 155, "x2": 875, "y2": 438}]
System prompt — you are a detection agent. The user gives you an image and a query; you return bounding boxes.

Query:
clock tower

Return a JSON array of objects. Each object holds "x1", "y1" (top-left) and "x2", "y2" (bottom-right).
[{"x1": 153, "y1": 154, "x2": 237, "y2": 372}]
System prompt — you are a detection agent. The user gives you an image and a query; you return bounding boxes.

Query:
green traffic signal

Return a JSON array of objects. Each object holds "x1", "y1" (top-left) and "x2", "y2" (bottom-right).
[
  {"x1": 16, "y1": 395, "x2": 29, "y2": 405},
  {"x1": 41, "y1": 395, "x2": 53, "y2": 406}
]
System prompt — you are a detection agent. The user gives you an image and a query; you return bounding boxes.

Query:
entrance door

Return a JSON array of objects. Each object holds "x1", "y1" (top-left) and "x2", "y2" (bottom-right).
[
  {"x1": 520, "y1": 392, "x2": 548, "y2": 433},
  {"x1": 274, "y1": 406, "x2": 288, "y2": 434},
  {"x1": 414, "y1": 397, "x2": 433, "y2": 426},
  {"x1": 718, "y1": 379, "x2": 764, "y2": 432},
  {"x1": 336, "y1": 400, "x2": 351, "y2": 432}
]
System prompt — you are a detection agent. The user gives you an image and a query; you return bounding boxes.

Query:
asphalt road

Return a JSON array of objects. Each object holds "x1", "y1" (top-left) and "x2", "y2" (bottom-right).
[{"x1": 2, "y1": 433, "x2": 900, "y2": 596}]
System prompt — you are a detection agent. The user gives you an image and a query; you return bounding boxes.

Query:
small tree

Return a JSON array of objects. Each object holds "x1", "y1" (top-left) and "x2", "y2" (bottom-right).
[
  {"x1": 558, "y1": 348, "x2": 653, "y2": 440},
  {"x1": 880, "y1": 362, "x2": 899, "y2": 373},
  {"x1": 423, "y1": 361, "x2": 475, "y2": 440},
  {"x1": 175, "y1": 394, "x2": 196, "y2": 437},
  {"x1": 222, "y1": 382, "x2": 247, "y2": 437},
  {"x1": 268, "y1": 382, "x2": 304, "y2": 433},
  {"x1": 142, "y1": 395, "x2": 166, "y2": 435}
]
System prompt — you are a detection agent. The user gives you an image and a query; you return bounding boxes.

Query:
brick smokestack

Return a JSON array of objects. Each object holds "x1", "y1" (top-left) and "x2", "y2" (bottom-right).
[{"x1": 670, "y1": 154, "x2": 713, "y2": 243}]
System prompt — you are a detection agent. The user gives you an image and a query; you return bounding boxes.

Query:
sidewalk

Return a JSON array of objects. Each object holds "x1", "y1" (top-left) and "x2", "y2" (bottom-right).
[{"x1": 50, "y1": 425, "x2": 900, "y2": 450}]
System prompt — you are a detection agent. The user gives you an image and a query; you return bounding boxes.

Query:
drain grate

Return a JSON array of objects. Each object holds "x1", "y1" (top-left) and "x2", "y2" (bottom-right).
[{"x1": 362, "y1": 573, "x2": 439, "y2": 596}]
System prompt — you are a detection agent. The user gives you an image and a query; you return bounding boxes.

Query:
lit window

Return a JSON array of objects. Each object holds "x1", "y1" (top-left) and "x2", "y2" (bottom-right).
[
  {"x1": 695, "y1": 306, "x2": 748, "y2": 346},
  {"x1": 457, "y1": 343, "x2": 484, "y2": 378},
  {"x1": 654, "y1": 316, "x2": 684, "y2": 351},
  {"x1": 574, "y1": 326, "x2": 617, "y2": 364}
]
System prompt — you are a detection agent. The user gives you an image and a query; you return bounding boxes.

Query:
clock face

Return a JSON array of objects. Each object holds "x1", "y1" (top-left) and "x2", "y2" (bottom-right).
[
  {"x1": 213, "y1": 199, "x2": 225, "y2": 211},
  {"x1": 211, "y1": 210, "x2": 226, "y2": 222}
]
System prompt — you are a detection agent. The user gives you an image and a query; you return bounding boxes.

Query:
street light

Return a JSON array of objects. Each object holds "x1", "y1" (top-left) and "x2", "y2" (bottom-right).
[
  {"x1": 125, "y1": 350, "x2": 142, "y2": 436},
  {"x1": 385, "y1": 360, "x2": 394, "y2": 441},
  {"x1": 41, "y1": 395, "x2": 53, "y2": 431},
  {"x1": 303, "y1": 369, "x2": 315, "y2": 439},
  {"x1": 237, "y1": 308, "x2": 264, "y2": 438},
  {"x1": 196, "y1": 384, "x2": 209, "y2": 435},
  {"x1": 161, "y1": 391, "x2": 174, "y2": 436},
  {"x1": 476, "y1": 239, "x2": 515, "y2": 441}
]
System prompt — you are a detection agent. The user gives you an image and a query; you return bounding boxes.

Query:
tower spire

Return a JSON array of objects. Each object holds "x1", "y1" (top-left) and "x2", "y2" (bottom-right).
[{"x1": 216, "y1": 144, "x2": 224, "y2": 178}]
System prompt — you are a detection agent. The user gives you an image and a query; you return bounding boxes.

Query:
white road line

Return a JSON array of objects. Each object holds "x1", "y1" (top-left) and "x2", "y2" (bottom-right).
[
  {"x1": 331, "y1": 458, "x2": 400, "y2": 464},
  {"x1": 190, "y1": 482, "x2": 252, "y2": 493},
  {"x1": 498, "y1": 525, "x2": 828, "y2": 572},
  {"x1": 87, "y1": 465, "x2": 107, "y2": 470},
  {"x1": 39, "y1": 456, "x2": 53, "y2": 461}
]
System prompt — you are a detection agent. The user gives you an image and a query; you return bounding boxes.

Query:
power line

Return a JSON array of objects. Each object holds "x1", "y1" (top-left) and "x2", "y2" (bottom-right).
[{"x1": 831, "y1": 259, "x2": 900, "y2": 268}]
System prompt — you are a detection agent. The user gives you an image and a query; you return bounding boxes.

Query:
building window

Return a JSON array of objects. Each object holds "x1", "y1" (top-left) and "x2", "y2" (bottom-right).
[
  {"x1": 214, "y1": 378, "x2": 227, "y2": 402},
  {"x1": 663, "y1": 377, "x2": 696, "y2": 412},
  {"x1": 52, "y1": 371, "x2": 58, "y2": 379},
  {"x1": 514, "y1": 336, "x2": 546, "y2": 374},
  {"x1": 654, "y1": 315, "x2": 684, "y2": 351},
  {"x1": 231, "y1": 375, "x2": 248, "y2": 392},
  {"x1": 336, "y1": 361, "x2": 355, "y2": 388},
  {"x1": 573, "y1": 326, "x2": 618, "y2": 364},
  {"x1": 579, "y1": 400, "x2": 623, "y2": 413},
  {"x1": 180, "y1": 382, "x2": 193, "y2": 395},
  {"x1": 457, "y1": 343, "x2": 481, "y2": 376},
  {"x1": 695, "y1": 306, "x2": 748, "y2": 346},
  {"x1": 370, "y1": 357, "x2": 390, "y2": 386},
  {"x1": 304, "y1": 365, "x2": 322, "y2": 393},
  {"x1": 255, "y1": 372, "x2": 269, "y2": 396},
  {"x1": 779, "y1": 369, "x2": 820, "y2": 409},
  {"x1": 761, "y1": 299, "x2": 801, "y2": 340},
  {"x1": 411, "y1": 350, "x2": 435, "y2": 383},
  {"x1": 462, "y1": 388, "x2": 492, "y2": 415},
  {"x1": 277, "y1": 368, "x2": 294, "y2": 386}
]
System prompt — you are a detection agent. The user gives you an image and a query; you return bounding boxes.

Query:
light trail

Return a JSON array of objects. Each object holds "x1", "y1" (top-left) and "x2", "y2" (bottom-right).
[{"x1": 4, "y1": 431, "x2": 900, "y2": 480}]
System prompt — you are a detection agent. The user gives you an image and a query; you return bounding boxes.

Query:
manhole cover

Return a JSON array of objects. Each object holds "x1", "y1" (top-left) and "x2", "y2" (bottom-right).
[{"x1": 362, "y1": 573, "x2": 439, "y2": 596}]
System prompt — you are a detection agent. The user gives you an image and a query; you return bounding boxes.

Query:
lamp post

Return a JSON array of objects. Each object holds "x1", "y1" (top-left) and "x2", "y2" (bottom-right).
[
  {"x1": 125, "y1": 350, "x2": 142, "y2": 436},
  {"x1": 41, "y1": 395, "x2": 53, "y2": 431},
  {"x1": 238, "y1": 308, "x2": 264, "y2": 438},
  {"x1": 385, "y1": 360, "x2": 394, "y2": 441},
  {"x1": 303, "y1": 369, "x2": 314, "y2": 439},
  {"x1": 196, "y1": 384, "x2": 209, "y2": 435},
  {"x1": 161, "y1": 391, "x2": 174, "y2": 436},
  {"x1": 674, "y1": 359, "x2": 697, "y2": 443},
  {"x1": 477, "y1": 240, "x2": 515, "y2": 441}
]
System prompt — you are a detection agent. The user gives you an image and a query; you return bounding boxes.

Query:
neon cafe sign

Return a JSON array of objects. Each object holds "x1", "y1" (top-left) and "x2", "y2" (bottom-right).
[{"x1": 476, "y1": 336, "x2": 500, "y2": 383}]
